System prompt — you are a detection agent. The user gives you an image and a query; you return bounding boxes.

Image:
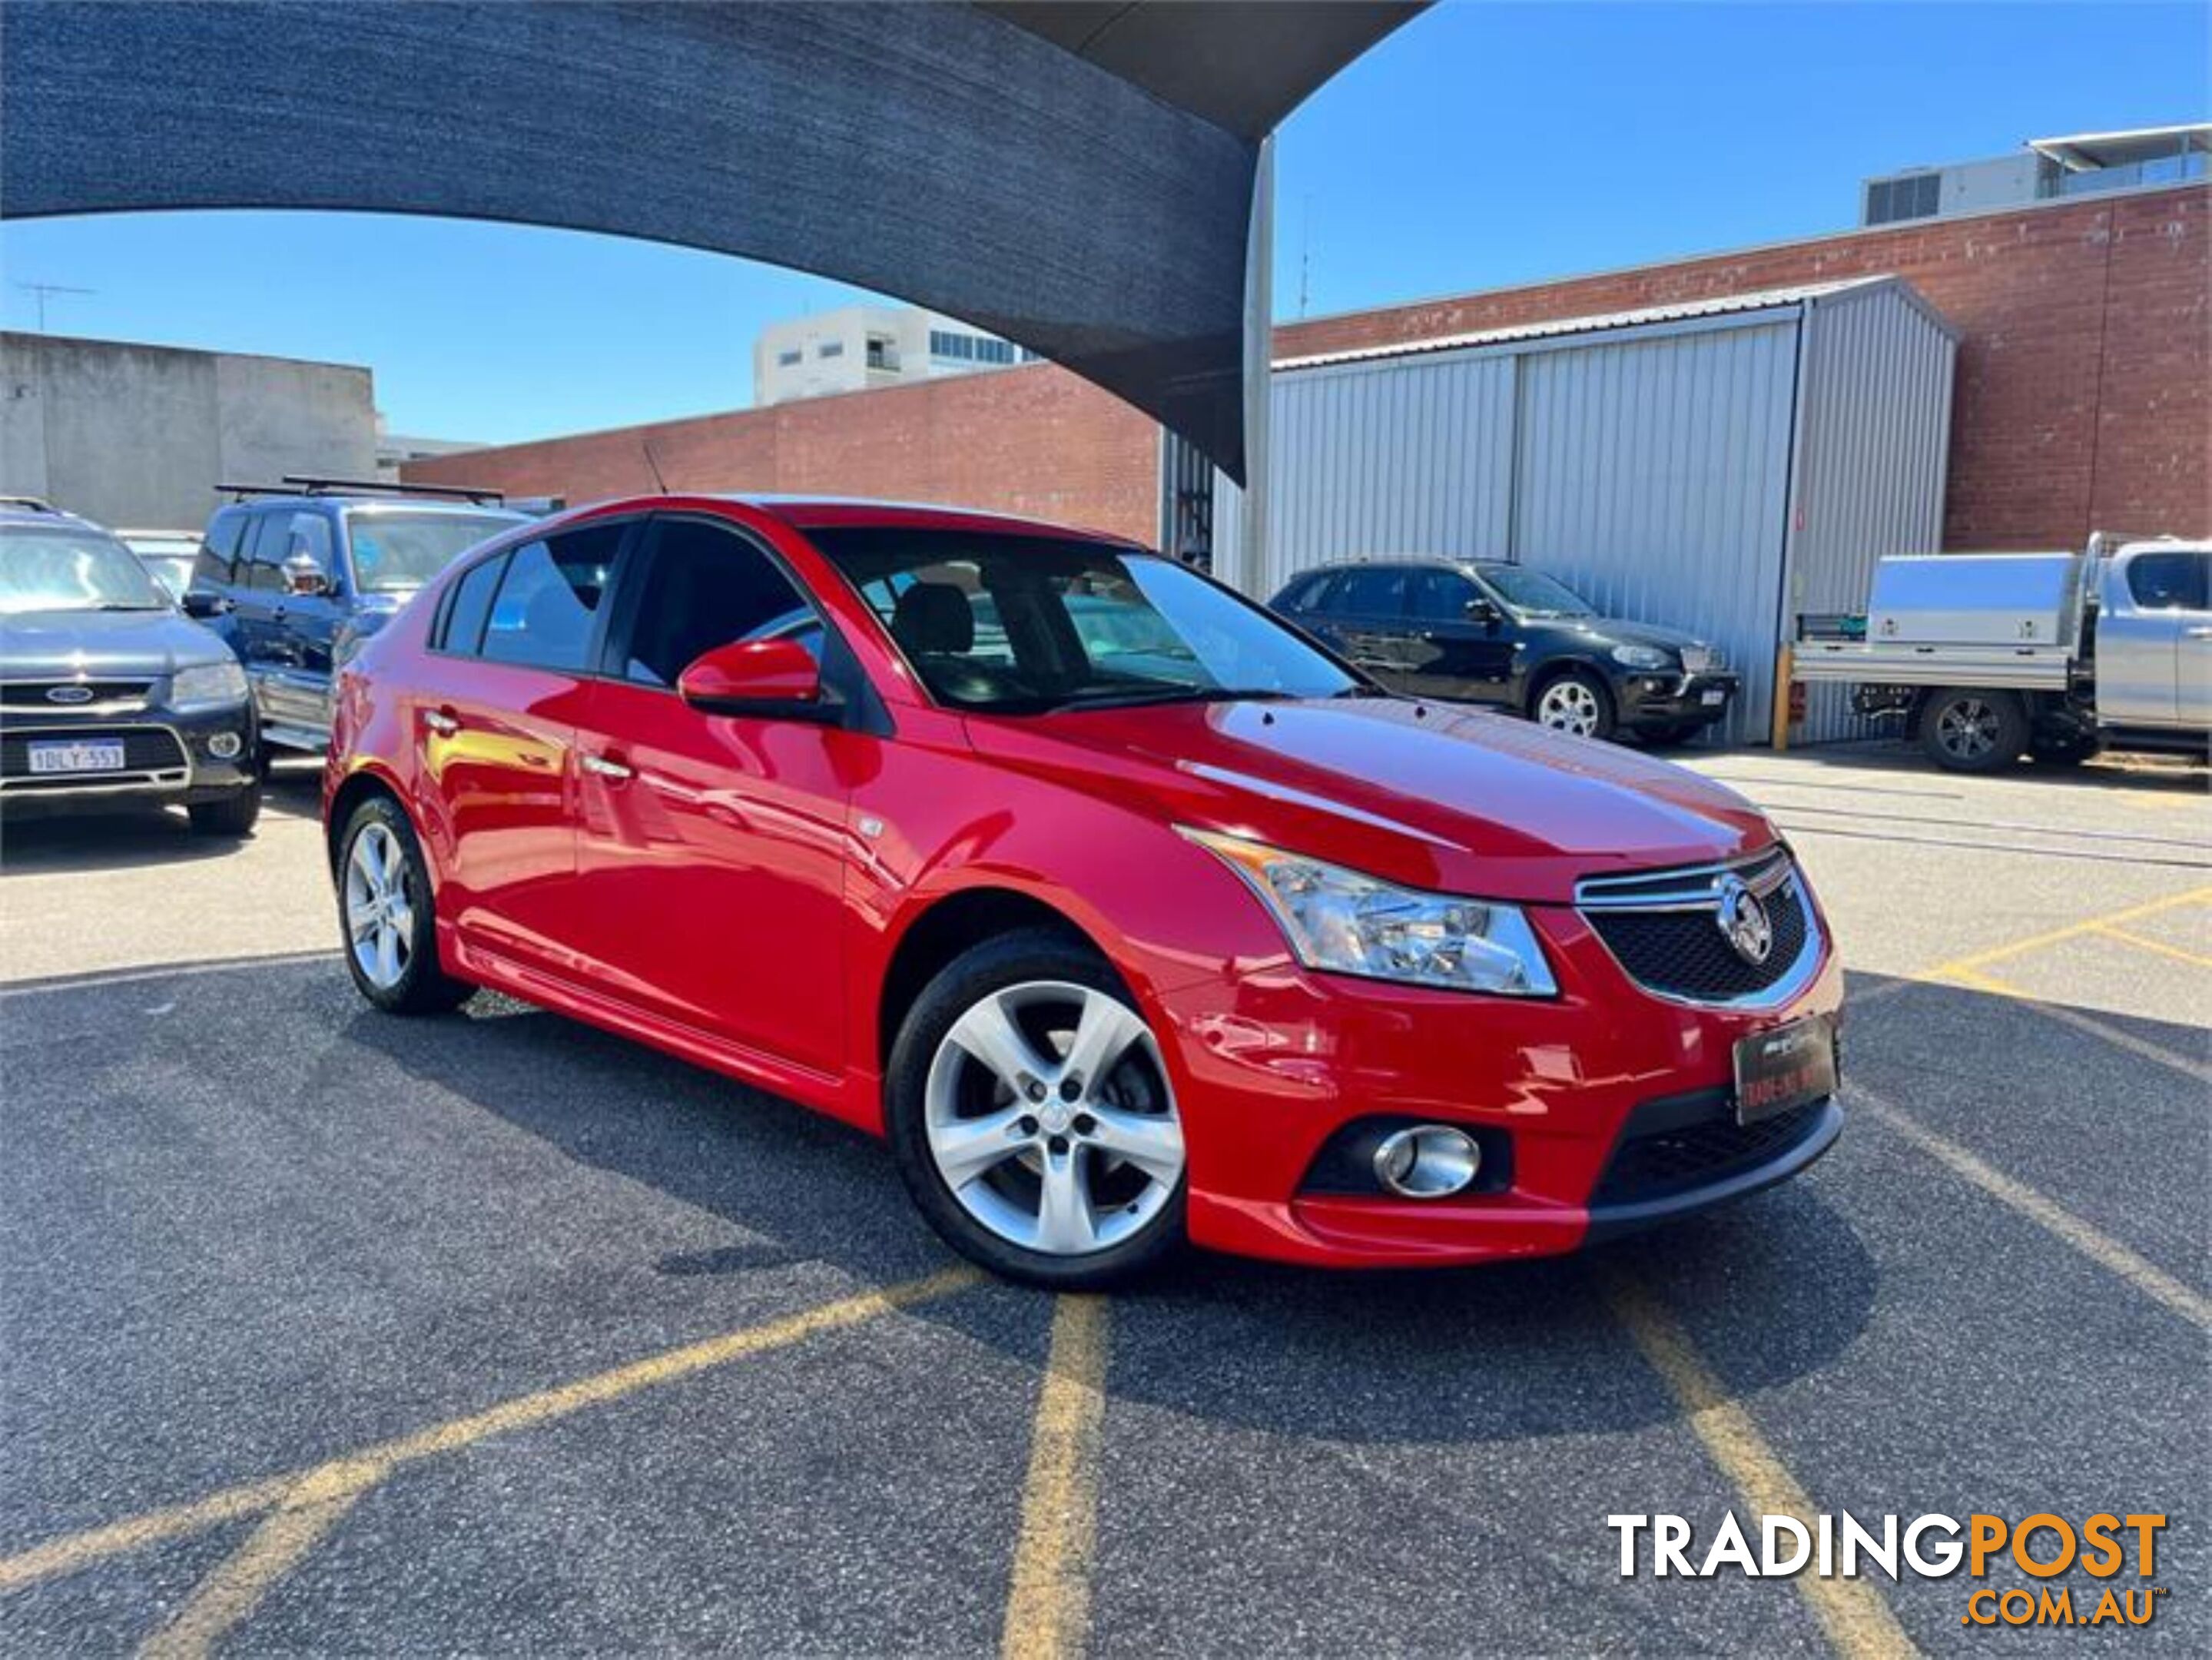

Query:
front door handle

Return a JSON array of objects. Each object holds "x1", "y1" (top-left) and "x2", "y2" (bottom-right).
[
  {"x1": 423, "y1": 709, "x2": 459, "y2": 735},
  {"x1": 2184, "y1": 626, "x2": 2212, "y2": 639},
  {"x1": 581, "y1": 753, "x2": 635, "y2": 782}
]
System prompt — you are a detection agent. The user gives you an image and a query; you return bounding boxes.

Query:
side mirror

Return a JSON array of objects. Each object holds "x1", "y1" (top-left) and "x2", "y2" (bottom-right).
[
  {"x1": 1467, "y1": 596, "x2": 1502, "y2": 625},
  {"x1": 181, "y1": 590, "x2": 234, "y2": 620},
  {"x1": 678, "y1": 638, "x2": 831, "y2": 720},
  {"x1": 282, "y1": 553, "x2": 333, "y2": 598}
]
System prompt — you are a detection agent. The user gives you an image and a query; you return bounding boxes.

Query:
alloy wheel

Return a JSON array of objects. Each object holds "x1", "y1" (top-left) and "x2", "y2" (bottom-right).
[
  {"x1": 344, "y1": 822, "x2": 415, "y2": 989},
  {"x1": 922, "y1": 980, "x2": 1184, "y2": 1257},
  {"x1": 1935, "y1": 698, "x2": 1998, "y2": 762},
  {"x1": 1537, "y1": 679, "x2": 1602, "y2": 736}
]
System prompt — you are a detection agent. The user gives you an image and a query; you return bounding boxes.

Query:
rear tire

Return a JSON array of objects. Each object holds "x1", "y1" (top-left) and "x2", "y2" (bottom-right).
[
  {"x1": 885, "y1": 928, "x2": 1186, "y2": 1289},
  {"x1": 337, "y1": 795, "x2": 473, "y2": 1014},
  {"x1": 1530, "y1": 668, "x2": 1617, "y2": 742},
  {"x1": 1917, "y1": 689, "x2": 2028, "y2": 773},
  {"x1": 187, "y1": 782, "x2": 262, "y2": 837}
]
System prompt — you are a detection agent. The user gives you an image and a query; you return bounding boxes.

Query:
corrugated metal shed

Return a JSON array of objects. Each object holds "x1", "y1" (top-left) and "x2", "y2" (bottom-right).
[{"x1": 1217, "y1": 275, "x2": 1958, "y2": 744}]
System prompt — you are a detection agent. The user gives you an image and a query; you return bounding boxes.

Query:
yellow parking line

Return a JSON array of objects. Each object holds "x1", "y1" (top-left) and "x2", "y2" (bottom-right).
[
  {"x1": 1938, "y1": 964, "x2": 2212, "y2": 1084},
  {"x1": 1912, "y1": 885, "x2": 2212, "y2": 984},
  {"x1": 1604, "y1": 1271, "x2": 1919, "y2": 1660},
  {"x1": 0, "y1": 1267, "x2": 981, "y2": 1596},
  {"x1": 2097, "y1": 925, "x2": 2212, "y2": 971},
  {"x1": 138, "y1": 1465, "x2": 381, "y2": 1660},
  {"x1": 1855, "y1": 1088, "x2": 2211, "y2": 1331},
  {"x1": 1001, "y1": 1296, "x2": 1112, "y2": 1660}
]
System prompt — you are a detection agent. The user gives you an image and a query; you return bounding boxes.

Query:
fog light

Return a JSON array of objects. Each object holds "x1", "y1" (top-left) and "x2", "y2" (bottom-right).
[
  {"x1": 1372, "y1": 1125, "x2": 1481, "y2": 1199},
  {"x1": 207, "y1": 732, "x2": 243, "y2": 760}
]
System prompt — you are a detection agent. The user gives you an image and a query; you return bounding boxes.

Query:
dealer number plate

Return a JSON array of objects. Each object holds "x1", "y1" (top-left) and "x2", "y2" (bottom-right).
[
  {"x1": 1733, "y1": 1014, "x2": 1837, "y2": 1126},
  {"x1": 27, "y1": 740, "x2": 127, "y2": 775}
]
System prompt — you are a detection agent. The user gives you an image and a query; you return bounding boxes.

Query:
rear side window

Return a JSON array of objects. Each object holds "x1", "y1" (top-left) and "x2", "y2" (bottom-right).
[
  {"x1": 2126, "y1": 551, "x2": 2209, "y2": 612},
  {"x1": 481, "y1": 524, "x2": 625, "y2": 672},
  {"x1": 439, "y1": 554, "x2": 507, "y2": 656},
  {"x1": 1334, "y1": 566, "x2": 1408, "y2": 616}
]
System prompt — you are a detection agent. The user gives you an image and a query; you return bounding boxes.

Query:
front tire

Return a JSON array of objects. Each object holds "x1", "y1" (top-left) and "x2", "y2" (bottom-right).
[
  {"x1": 1918, "y1": 689, "x2": 2028, "y2": 773},
  {"x1": 337, "y1": 795, "x2": 473, "y2": 1014},
  {"x1": 886, "y1": 929, "x2": 1186, "y2": 1289},
  {"x1": 1530, "y1": 669, "x2": 1616, "y2": 742}
]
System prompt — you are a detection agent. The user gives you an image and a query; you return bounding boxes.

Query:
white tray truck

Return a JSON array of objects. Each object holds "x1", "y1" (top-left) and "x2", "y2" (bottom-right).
[{"x1": 1793, "y1": 534, "x2": 2209, "y2": 772}]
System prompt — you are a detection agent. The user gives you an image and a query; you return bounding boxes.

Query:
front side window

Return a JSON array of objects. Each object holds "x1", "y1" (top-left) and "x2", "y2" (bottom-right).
[
  {"x1": 481, "y1": 524, "x2": 625, "y2": 672},
  {"x1": 2126, "y1": 551, "x2": 2210, "y2": 612},
  {"x1": 0, "y1": 525, "x2": 171, "y2": 614},
  {"x1": 283, "y1": 511, "x2": 336, "y2": 574},
  {"x1": 623, "y1": 520, "x2": 821, "y2": 688},
  {"x1": 244, "y1": 513, "x2": 289, "y2": 592},
  {"x1": 812, "y1": 528, "x2": 1356, "y2": 714},
  {"x1": 1410, "y1": 568, "x2": 1478, "y2": 622},
  {"x1": 346, "y1": 510, "x2": 522, "y2": 594},
  {"x1": 1478, "y1": 566, "x2": 1597, "y2": 618}
]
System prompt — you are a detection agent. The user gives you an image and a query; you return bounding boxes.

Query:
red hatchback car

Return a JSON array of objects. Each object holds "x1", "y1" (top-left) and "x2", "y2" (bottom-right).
[{"x1": 324, "y1": 496, "x2": 1842, "y2": 1286}]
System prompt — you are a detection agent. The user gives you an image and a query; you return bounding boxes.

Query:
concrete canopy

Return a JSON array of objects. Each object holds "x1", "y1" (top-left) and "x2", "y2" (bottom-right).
[{"x1": 0, "y1": 0, "x2": 1423, "y2": 486}]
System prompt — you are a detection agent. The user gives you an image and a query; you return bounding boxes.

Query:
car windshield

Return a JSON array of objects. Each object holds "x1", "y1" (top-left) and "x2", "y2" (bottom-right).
[
  {"x1": 812, "y1": 528, "x2": 1359, "y2": 713},
  {"x1": 345, "y1": 510, "x2": 521, "y2": 593},
  {"x1": 0, "y1": 525, "x2": 171, "y2": 614},
  {"x1": 1479, "y1": 566, "x2": 1596, "y2": 618},
  {"x1": 138, "y1": 553, "x2": 197, "y2": 601}
]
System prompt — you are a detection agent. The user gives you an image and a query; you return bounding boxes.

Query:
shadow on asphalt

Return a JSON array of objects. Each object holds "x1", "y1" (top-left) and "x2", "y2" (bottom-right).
[
  {"x1": 0, "y1": 762, "x2": 323, "y2": 875},
  {"x1": 339, "y1": 977, "x2": 1890, "y2": 1444}
]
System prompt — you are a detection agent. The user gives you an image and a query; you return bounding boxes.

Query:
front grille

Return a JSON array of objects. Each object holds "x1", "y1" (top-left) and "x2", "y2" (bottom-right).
[
  {"x1": 0, "y1": 679, "x2": 153, "y2": 712},
  {"x1": 1591, "y1": 1094, "x2": 1826, "y2": 1207},
  {"x1": 0, "y1": 725, "x2": 187, "y2": 782},
  {"x1": 1577, "y1": 847, "x2": 1817, "y2": 1007}
]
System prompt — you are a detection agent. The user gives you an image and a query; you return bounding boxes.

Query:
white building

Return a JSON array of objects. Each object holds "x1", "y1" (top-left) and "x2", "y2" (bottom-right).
[
  {"x1": 751, "y1": 305, "x2": 1036, "y2": 407},
  {"x1": 1861, "y1": 121, "x2": 2207, "y2": 227}
]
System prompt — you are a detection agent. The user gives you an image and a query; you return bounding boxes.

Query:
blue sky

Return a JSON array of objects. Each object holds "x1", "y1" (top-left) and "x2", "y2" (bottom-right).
[{"x1": 3, "y1": 2, "x2": 2204, "y2": 446}]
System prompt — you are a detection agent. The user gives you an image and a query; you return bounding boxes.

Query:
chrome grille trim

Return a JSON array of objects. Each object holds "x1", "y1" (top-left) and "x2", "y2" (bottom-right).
[
  {"x1": 1574, "y1": 848, "x2": 1825, "y2": 1011},
  {"x1": 0, "y1": 678, "x2": 154, "y2": 716}
]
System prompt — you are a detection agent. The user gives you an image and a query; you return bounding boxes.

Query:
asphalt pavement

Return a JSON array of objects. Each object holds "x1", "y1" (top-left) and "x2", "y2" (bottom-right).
[{"x1": 0, "y1": 741, "x2": 2204, "y2": 1656}]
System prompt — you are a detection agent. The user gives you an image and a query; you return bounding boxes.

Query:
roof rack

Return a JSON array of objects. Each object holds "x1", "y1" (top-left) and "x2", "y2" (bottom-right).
[
  {"x1": 0, "y1": 494, "x2": 59, "y2": 513},
  {"x1": 217, "y1": 475, "x2": 506, "y2": 506}
]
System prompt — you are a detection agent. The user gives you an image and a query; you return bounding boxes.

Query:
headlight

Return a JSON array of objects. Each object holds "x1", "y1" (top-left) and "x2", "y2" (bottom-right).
[
  {"x1": 169, "y1": 659, "x2": 249, "y2": 711},
  {"x1": 1182, "y1": 831, "x2": 1557, "y2": 996},
  {"x1": 1611, "y1": 645, "x2": 1674, "y2": 671}
]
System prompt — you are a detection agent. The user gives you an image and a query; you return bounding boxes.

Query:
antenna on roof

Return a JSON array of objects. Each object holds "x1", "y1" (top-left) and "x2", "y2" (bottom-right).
[{"x1": 640, "y1": 438, "x2": 670, "y2": 493}]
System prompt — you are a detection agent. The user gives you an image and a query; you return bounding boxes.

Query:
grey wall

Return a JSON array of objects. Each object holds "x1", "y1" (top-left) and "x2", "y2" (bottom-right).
[
  {"x1": 1215, "y1": 281, "x2": 1956, "y2": 745},
  {"x1": 0, "y1": 333, "x2": 376, "y2": 530}
]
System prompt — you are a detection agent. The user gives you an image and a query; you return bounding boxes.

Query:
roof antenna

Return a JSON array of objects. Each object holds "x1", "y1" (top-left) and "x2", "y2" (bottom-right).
[
  {"x1": 640, "y1": 437, "x2": 670, "y2": 492},
  {"x1": 1298, "y1": 194, "x2": 1312, "y2": 320}
]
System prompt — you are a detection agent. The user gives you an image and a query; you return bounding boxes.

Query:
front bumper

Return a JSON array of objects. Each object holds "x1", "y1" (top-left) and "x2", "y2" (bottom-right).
[
  {"x1": 1149, "y1": 895, "x2": 1842, "y2": 1269},
  {"x1": 1617, "y1": 672, "x2": 1740, "y2": 730},
  {"x1": 0, "y1": 702, "x2": 259, "y2": 814}
]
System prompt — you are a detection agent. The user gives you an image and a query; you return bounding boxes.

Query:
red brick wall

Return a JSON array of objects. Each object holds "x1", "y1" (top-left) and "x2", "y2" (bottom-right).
[
  {"x1": 406, "y1": 358, "x2": 1161, "y2": 543},
  {"x1": 410, "y1": 184, "x2": 2209, "y2": 553}
]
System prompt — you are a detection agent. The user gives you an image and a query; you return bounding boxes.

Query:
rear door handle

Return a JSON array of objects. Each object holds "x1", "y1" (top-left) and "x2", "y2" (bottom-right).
[
  {"x1": 423, "y1": 709, "x2": 459, "y2": 735},
  {"x1": 2185, "y1": 626, "x2": 2212, "y2": 639},
  {"x1": 581, "y1": 753, "x2": 635, "y2": 782}
]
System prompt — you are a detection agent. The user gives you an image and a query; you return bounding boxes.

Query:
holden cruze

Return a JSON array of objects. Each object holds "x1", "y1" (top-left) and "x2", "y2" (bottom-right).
[{"x1": 324, "y1": 496, "x2": 1842, "y2": 1287}]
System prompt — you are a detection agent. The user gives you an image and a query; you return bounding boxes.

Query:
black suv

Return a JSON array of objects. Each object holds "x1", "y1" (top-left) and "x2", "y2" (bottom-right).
[
  {"x1": 0, "y1": 503, "x2": 261, "y2": 833},
  {"x1": 1269, "y1": 556, "x2": 1739, "y2": 742},
  {"x1": 186, "y1": 478, "x2": 526, "y2": 755}
]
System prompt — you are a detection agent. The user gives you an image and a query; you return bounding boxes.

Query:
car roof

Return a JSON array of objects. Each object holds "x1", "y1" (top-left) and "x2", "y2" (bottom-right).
[
  {"x1": 224, "y1": 493, "x2": 525, "y2": 518},
  {"x1": 1297, "y1": 553, "x2": 1497, "y2": 575},
  {"x1": 558, "y1": 493, "x2": 1142, "y2": 549},
  {"x1": 0, "y1": 504, "x2": 113, "y2": 536}
]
